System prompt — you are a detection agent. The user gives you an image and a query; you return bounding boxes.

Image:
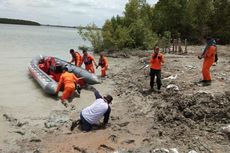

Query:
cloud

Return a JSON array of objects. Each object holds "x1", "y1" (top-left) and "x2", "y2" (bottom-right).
[
  {"x1": 69, "y1": 1, "x2": 94, "y2": 7},
  {"x1": 0, "y1": 0, "x2": 159, "y2": 27},
  {"x1": 26, "y1": 1, "x2": 55, "y2": 8}
]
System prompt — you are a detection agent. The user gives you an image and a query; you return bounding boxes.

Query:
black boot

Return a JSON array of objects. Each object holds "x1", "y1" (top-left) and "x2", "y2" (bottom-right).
[{"x1": 202, "y1": 80, "x2": 211, "y2": 86}]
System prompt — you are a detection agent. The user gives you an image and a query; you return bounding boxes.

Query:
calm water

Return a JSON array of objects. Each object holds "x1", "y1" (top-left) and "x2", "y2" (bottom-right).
[
  {"x1": 0, "y1": 24, "x2": 119, "y2": 149},
  {"x1": 0, "y1": 24, "x2": 90, "y2": 118}
]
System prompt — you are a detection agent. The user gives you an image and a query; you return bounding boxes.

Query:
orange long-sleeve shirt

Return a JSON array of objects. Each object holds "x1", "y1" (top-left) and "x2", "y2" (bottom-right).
[
  {"x1": 56, "y1": 71, "x2": 79, "y2": 92},
  {"x1": 150, "y1": 53, "x2": 164, "y2": 70},
  {"x1": 70, "y1": 52, "x2": 82, "y2": 67},
  {"x1": 204, "y1": 45, "x2": 216, "y2": 63},
  {"x1": 82, "y1": 54, "x2": 96, "y2": 66},
  {"x1": 98, "y1": 56, "x2": 108, "y2": 68}
]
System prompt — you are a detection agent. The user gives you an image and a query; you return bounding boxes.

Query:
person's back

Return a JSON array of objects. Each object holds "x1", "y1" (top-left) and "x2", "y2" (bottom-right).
[
  {"x1": 204, "y1": 45, "x2": 216, "y2": 62},
  {"x1": 61, "y1": 71, "x2": 77, "y2": 88},
  {"x1": 56, "y1": 68, "x2": 79, "y2": 105},
  {"x1": 82, "y1": 98, "x2": 108, "y2": 124},
  {"x1": 74, "y1": 52, "x2": 82, "y2": 67},
  {"x1": 75, "y1": 89, "x2": 113, "y2": 132},
  {"x1": 69, "y1": 49, "x2": 82, "y2": 67}
]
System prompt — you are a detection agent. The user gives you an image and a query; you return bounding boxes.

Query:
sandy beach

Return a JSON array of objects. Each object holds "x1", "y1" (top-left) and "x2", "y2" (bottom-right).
[{"x1": 1, "y1": 46, "x2": 230, "y2": 153}]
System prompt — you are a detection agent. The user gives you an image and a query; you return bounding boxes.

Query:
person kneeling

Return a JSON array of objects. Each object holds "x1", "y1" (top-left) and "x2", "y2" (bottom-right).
[{"x1": 71, "y1": 88, "x2": 113, "y2": 132}]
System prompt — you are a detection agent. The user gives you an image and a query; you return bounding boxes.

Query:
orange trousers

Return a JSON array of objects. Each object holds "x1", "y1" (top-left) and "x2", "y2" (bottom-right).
[
  {"x1": 85, "y1": 64, "x2": 95, "y2": 73},
  {"x1": 101, "y1": 67, "x2": 107, "y2": 77},
  {"x1": 61, "y1": 87, "x2": 75, "y2": 102},
  {"x1": 202, "y1": 60, "x2": 214, "y2": 81}
]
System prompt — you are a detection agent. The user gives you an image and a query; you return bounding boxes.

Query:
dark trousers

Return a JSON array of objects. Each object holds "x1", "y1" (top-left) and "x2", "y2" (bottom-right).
[
  {"x1": 150, "y1": 69, "x2": 162, "y2": 90},
  {"x1": 80, "y1": 112, "x2": 92, "y2": 132}
]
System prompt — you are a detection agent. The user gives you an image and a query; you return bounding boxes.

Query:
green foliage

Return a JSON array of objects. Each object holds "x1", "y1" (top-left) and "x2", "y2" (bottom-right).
[
  {"x1": 78, "y1": 23, "x2": 103, "y2": 53},
  {"x1": 79, "y1": 0, "x2": 230, "y2": 52},
  {"x1": 158, "y1": 31, "x2": 172, "y2": 49},
  {"x1": 78, "y1": 46, "x2": 89, "y2": 52},
  {"x1": 210, "y1": 0, "x2": 230, "y2": 44},
  {"x1": 101, "y1": 0, "x2": 159, "y2": 51},
  {"x1": 151, "y1": 0, "x2": 230, "y2": 44}
]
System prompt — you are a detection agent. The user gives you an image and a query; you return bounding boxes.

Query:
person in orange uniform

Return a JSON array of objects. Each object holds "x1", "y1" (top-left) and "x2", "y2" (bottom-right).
[
  {"x1": 96, "y1": 52, "x2": 108, "y2": 77},
  {"x1": 198, "y1": 38, "x2": 217, "y2": 86},
  {"x1": 69, "y1": 49, "x2": 82, "y2": 67},
  {"x1": 149, "y1": 46, "x2": 164, "y2": 93},
  {"x1": 82, "y1": 50, "x2": 98, "y2": 73},
  {"x1": 56, "y1": 67, "x2": 79, "y2": 107}
]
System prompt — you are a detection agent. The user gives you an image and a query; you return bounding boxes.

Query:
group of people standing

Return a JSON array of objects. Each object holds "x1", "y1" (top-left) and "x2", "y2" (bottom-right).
[
  {"x1": 56, "y1": 37, "x2": 217, "y2": 132},
  {"x1": 69, "y1": 49, "x2": 108, "y2": 77},
  {"x1": 149, "y1": 37, "x2": 217, "y2": 92}
]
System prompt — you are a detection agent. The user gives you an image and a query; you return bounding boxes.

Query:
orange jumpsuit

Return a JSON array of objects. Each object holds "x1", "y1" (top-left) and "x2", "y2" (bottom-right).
[
  {"x1": 202, "y1": 45, "x2": 216, "y2": 81},
  {"x1": 82, "y1": 54, "x2": 96, "y2": 73},
  {"x1": 56, "y1": 72, "x2": 79, "y2": 102},
  {"x1": 98, "y1": 56, "x2": 108, "y2": 77},
  {"x1": 70, "y1": 52, "x2": 82, "y2": 67}
]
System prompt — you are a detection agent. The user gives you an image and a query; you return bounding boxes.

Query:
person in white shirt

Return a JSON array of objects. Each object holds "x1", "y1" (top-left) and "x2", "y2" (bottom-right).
[{"x1": 71, "y1": 88, "x2": 113, "y2": 132}]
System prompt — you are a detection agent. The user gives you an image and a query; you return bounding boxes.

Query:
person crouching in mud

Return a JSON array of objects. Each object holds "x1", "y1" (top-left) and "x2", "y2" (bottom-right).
[
  {"x1": 71, "y1": 87, "x2": 113, "y2": 132},
  {"x1": 149, "y1": 46, "x2": 164, "y2": 93},
  {"x1": 55, "y1": 67, "x2": 80, "y2": 107}
]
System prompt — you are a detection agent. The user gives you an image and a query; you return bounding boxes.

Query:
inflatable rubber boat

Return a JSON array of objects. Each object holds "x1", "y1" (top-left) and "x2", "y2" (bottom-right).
[{"x1": 28, "y1": 55, "x2": 100, "y2": 94}]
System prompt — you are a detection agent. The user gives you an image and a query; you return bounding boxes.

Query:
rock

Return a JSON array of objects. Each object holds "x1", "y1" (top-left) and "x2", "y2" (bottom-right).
[
  {"x1": 44, "y1": 110, "x2": 70, "y2": 128},
  {"x1": 33, "y1": 149, "x2": 41, "y2": 153},
  {"x1": 221, "y1": 124, "x2": 230, "y2": 134},
  {"x1": 142, "y1": 138, "x2": 150, "y2": 143},
  {"x1": 166, "y1": 84, "x2": 179, "y2": 91},
  {"x1": 16, "y1": 121, "x2": 29, "y2": 127},
  {"x1": 163, "y1": 75, "x2": 178, "y2": 80},
  {"x1": 152, "y1": 148, "x2": 169, "y2": 153},
  {"x1": 188, "y1": 150, "x2": 198, "y2": 153},
  {"x1": 98, "y1": 144, "x2": 115, "y2": 151},
  {"x1": 108, "y1": 135, "x2": 118, "y2": 143},
  {"x1": 30, "y1": 137, "x2": 41, "y2": 142},
  {"x1": 183, "y1": 108, "x2": 193, "y2": 118},
  {"x1": 3, "y1": 114, "x2": 17, "y2": 122},
  {"x1": 185, "y1": 65, "x2": 196, "y2": 70},
  {"x1": 118, "y1": 122, "x2": 129, "y2": 127},
  {"x1": 73, "y1": 145, "x2": 87, "y2": 153},
  {"x1": 158, "y1": 131, "x2": 163, "y2": 137},
  {"x1": 3, "y1": 114, "x2": 28, "y2": 127},
  {"x1": 122, "y1": 139, "x2": 135, "y2": 144},
  {"x1": 169, "y1": 148, "x2": 179, "y2": 153},
  {"x1": 12, "y1": 130, "x2": 25, "y2": 136}
]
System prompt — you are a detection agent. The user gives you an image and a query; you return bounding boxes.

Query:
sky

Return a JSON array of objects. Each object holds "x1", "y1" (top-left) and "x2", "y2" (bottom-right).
[{"x1": 0, "y1": 0, "x2": 158, "y2": 27}]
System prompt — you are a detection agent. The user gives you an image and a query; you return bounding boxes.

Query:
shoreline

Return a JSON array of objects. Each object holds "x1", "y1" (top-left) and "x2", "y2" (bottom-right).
[{"x1": 1, "y1": 46, "x2": 230, "y2": 152}]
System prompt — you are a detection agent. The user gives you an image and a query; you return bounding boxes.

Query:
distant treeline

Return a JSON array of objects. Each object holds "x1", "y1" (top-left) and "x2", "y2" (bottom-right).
[
  {"x1": 78, "y1": 0, "x2": 230, "y2": 52},
  {"x1": 0, "y1": 18, "x2": 40, "y2": 26},
  {"x1": 44, "y1": 24, "x2": 101, "y2": 30}
]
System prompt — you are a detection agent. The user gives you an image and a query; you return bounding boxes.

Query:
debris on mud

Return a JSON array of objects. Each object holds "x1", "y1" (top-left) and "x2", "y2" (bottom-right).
[
  {"x1": 44, "y1": 110, "x2": 70, "y2": 128},
  {"x1": 3, "y1": 114, "x2": 28, "y2": 127}
]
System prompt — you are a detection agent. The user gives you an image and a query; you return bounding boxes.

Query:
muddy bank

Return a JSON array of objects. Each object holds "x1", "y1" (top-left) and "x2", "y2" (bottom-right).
[{"x1": 2, "y1": 46, "x2": 230, "y2": 153}]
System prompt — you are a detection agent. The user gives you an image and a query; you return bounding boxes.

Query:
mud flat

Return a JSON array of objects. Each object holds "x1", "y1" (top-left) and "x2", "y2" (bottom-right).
[{"x1": 1, "y1": 46, "x2": 230, "y2": 153}]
